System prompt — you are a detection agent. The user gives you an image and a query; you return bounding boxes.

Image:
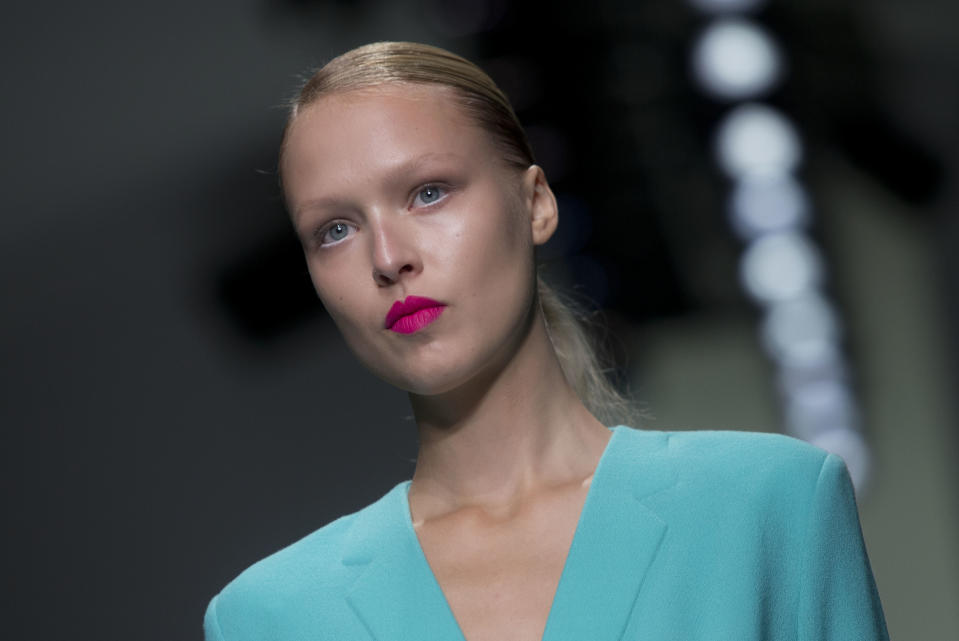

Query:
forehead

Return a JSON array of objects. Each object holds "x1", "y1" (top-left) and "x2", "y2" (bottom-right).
[
  {"x1": 293, "y1": 82, "x2": 472, "y2": 130},
  {"x1": 282, "y1": 84, "x2": 495, "y2": 192}
]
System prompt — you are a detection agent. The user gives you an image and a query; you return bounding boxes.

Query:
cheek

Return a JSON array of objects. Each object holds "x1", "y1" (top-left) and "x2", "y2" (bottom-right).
[
  {"x1": 308, "y1": 261, "x2": 396, "y2": 372},
  {"x1": 449, "y1": 186, "x2": 529, "y2": 263},
  {"x1": 308, "y1": 262, "x2": 367, "y2": 332},
  {"x1": 450, "y1": 194, "x2": 536, "y2": 316},
  {"x1": 477, "y1": 196, "x2": 532, "y2": 275},
  {"x1": 320, "y1": 292, "x2": 391, "y2": 377}
]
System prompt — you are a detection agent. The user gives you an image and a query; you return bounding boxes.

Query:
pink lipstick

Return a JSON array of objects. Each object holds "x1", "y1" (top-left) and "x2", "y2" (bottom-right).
[{"x1": 385, "y1": 296, "x2": 446, "y2": 334}]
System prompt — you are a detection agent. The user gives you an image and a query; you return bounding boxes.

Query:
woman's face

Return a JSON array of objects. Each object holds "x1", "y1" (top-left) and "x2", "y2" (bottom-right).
[{"x1": 282, "y1": 83, "x2": 556, "y2": 395}]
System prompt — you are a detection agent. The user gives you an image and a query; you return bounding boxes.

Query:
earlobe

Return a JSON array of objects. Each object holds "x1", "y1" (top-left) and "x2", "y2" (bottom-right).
[{"x1": 525, "y1": 165, "x2": 559, "y2": 246}]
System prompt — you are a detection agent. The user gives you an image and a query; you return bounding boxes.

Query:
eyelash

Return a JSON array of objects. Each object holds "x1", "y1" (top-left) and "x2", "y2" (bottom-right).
[
  {"x1": 316, "y1": 221, "x2": 355, "y2": 248},
  {"x1": 411, "y1": 183, "x2": 450, "y2": 208},
  {"x1": 312, "y1": 183, "x2": 451, "y2": 249}
]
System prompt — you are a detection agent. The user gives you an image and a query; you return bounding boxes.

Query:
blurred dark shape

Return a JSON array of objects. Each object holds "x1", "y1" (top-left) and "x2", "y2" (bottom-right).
[
  {"x1": 524, "y1": 123, "x2": 570, "y2": 183},
  {"x1": 424, "y1": 0, "x2": 509, "y2": 37},
  {"x1": 260, "y1": 0, "x2": 378, "y2": 30},
  {"x1": 196, "y1": 135, "x2": 326, "y2": 343},
  {"x1": 482, "y1": 56, "x2": 545, "y2": 113},
  {"x1": 542, "y1": 194, "x2": 594, "y2": 259},
  {"x1": 470, "y1": 0, "x2": 946, "y2": 327},
  {"x1": 761, "y1": 2, "x2": 944, "y2": 206},
  {"x1": 217, "y1": 228, "x2": 322, "y2": 341},
  {"x1": 269, "y1": 0, "x2": 366, "y2": 8},
  {"x1": 229, "y1": 0, "x2": 946, "y2": 341},
  {"x1": 477, "y1": 1, "x2": 704, "y2": 321},
  {"x1": 832, "y1": 108, "x2": 943, "y2": 206}
]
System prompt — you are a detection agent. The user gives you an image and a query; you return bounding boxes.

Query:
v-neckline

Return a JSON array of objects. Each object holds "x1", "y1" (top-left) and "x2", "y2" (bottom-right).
[{"x1": 398, "y1": 426, "x2": 622, "y2": 641}]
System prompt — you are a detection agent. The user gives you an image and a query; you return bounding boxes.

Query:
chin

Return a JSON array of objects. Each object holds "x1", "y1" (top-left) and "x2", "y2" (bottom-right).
[
  {"x1": 359, "y1": 343, "x2": 490, "y2": 397},
  {"x1": 393, "y1": 341, "x2": 522, "y2": 399},
  {"x1": 345, "y1": 304, "x2": 535, "y2": 398},
  {"x1": 381, "y1": 362, "x2": 476, "y2": 397}
]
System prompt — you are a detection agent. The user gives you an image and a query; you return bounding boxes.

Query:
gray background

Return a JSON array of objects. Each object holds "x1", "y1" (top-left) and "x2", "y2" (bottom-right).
[{"x1": 2, "y1": 1, "x2": 957, "y2": 639}]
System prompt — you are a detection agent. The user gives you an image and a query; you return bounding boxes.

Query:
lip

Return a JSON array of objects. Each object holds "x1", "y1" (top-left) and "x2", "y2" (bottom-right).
[{"x1": 384, "y1": 295, "x2": 447, "y2": 334}]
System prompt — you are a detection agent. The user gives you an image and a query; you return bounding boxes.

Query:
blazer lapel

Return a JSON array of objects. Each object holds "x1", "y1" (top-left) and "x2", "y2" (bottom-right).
[
  {"x1": 342, "y1": 482, "x2": 466, "y2": 641},
  {"x1": 542, "y1": 427, "x2": 677, "y2": 641},
  {"x1": 341, "y1": 428, "x2": 675, "y2": 641}
]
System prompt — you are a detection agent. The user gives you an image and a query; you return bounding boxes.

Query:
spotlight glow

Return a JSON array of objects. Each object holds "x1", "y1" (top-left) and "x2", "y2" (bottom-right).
[
  {"x1": 777, "y1": 354, "x2": 848, "y2": 398},
  {"x1": 691, "y1": 6, "x2": 871, "y2": 489},
  {"x1": 692, "y1": 18, "x2": 782, "y2": 100},
  {"x1": 785, "y1": 379, "x2": 857, "y2": 440},
  {"x1": 740, "y1": 231, "x2": 822, "y2": 304},
  {"x1": 729, "y1": 173, "x2": 810, "y2": 240},
  {"x1": 715, "y1": 103, "x2": 801, "y2": 179},
  {"x1": 761, "y1": 293, "x2": 839, "y2": 368}
]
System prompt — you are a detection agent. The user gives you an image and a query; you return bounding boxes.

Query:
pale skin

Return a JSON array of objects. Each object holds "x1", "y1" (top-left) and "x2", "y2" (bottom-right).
[{"x1": 282, "y1": 83, "x2": 612, "y2": 641}]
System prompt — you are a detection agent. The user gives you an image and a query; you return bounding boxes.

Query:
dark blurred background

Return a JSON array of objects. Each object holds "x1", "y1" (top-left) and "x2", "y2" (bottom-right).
[{"x1": 1, "y1": 0, "x2": 956, "y2": 638}]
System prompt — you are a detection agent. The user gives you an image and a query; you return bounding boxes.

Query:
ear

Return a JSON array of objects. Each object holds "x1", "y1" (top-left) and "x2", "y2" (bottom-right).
[{"x1": 522, "y1": 165, "x2": 559, "y2": 246}]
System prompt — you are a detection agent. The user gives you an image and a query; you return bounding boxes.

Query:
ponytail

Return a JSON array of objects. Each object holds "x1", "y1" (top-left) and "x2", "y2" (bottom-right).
[{"x1": 538, "y1": 275, "x2": 642, "y2": 427}]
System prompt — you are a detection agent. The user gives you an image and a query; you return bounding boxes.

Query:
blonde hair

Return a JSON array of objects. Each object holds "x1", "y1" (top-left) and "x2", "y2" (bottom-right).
[{"x1": 283, "y1": 41, "x2": 639, "y2": 427}]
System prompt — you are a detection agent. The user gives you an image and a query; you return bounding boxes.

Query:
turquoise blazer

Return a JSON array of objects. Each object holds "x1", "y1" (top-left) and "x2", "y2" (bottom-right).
[{"x1": 205, "y1": 426, "x2": 888, "y2": 640}]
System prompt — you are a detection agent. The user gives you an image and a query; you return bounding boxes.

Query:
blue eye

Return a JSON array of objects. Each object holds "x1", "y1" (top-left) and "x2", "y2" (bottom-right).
[
  {"x1": 320, "y1": 222, "x2": 353, "y2": 246},
  {"x1": 414, "y1": 185, "x2": 446, "y2": 206}
]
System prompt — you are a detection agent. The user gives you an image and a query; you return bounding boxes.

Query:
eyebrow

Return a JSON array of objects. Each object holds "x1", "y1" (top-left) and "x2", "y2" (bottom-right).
[{"x1": 291, "y1": 152, "x2": 465, "y2": 222}]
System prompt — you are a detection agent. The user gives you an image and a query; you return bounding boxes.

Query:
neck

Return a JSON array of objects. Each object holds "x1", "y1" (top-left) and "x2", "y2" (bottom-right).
[{"x1": 407, "y1": 309, "x2": 611, "y2": 520}]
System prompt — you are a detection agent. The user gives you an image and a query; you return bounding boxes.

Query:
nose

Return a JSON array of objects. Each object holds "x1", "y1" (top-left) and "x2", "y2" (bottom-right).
[{"x1": 370, "y1": 219, "x2": 420, "y2": 287}]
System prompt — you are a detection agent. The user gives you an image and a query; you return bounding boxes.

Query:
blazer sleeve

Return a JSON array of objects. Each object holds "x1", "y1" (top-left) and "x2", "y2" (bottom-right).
[
  {"x1": 797, "y1": 453, "x2": 889, "y2": 640},
  {"x1": 204, "y1": 595, "x2": 227, "y2": 641}
]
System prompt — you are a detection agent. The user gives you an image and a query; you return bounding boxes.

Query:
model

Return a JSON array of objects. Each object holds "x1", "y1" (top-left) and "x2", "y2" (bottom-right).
[{"x1": 204, "y1": 41, "x2": 888, "y2": 641}]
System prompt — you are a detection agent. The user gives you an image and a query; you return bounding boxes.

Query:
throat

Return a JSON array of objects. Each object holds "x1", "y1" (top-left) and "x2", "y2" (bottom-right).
[
  {"x1": 409, "y1": 402, "x2": 611, "y2": 519},
  {"x1": 411, "y1": 476, "x2": 594, "y2": 641}
]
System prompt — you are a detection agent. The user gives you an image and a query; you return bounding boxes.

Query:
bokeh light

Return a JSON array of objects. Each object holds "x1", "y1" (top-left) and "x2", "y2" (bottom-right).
[
  {"x1": 728, "y1": 173, "x2": 810, "y2": 240},
  {"x1": 715, "y1": 103, "x2": 802, "y2": 178},
  {"x1": 761, "y1": 293, "x2": 840, "y2": 368},
  {"x1": 739, "y1": 231, "x2": 823, "y2": 304},
  {"x1": 692, "y1": 18, "x2": 782, "y2": 100}
]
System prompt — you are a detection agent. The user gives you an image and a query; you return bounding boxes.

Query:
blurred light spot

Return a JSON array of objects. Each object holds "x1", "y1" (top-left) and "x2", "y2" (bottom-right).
[
  {"x1": 688, "y1": 0, "x2": 767, "y2": 13},
  {"x1": 728, "y1": 173, "x2": 810, "y2": 240},
  {"x1": 784, "y1": 379, "x2": 857, "y2": 440},
  {"x1": 692, "y1": 19, "x2": 782, "y2": 101},
  {"x1": 810, "y1": 428, "x2": 871, "y2": 492},
  {"x1": 761, "y1": 293, "x2": 839, "y2": 368},
  {"x1": 776, "y1": 353, "x2": 848, "y2": 398},
  {"x1": 740, "y1": 231, "x2": 822, "y2": 303},
  {"x1": 715, "y1": 103, "x2": 801, "y2": 178}
]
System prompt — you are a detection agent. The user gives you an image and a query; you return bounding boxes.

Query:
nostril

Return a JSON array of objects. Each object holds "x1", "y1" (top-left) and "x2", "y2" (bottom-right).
[{"x1": 372, "y1": 259, "x2": 416, "y2": 286}]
